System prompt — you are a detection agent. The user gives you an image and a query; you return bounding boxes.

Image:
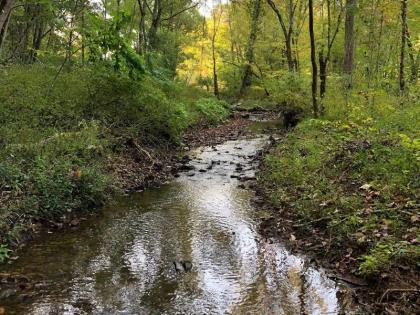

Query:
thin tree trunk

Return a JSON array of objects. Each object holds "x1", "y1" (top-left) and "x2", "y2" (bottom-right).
[
  {"x1": 399, "y1": 0, "x2": 407, "y2": 94},
  {"x1": 285, "y1": 35, "x2": 294, "y2": 71},
  {"x1": 309, "y1": 0, "x2": 318, "y2": 117},
  {"x1": 366, "y1": 0, "x2": 376, "y2": 85},
  {"x1": 211, "y1": 4, "x2": 223, "y2": 98},
  {"x1": 0, "y1": 0, "x2": 11, "y2": 54},
  {"x1": 137, "y1": 0, "x2": 147, "y2": 54},
  {"x1": 319, "y1": 52, "x2": 327, "y2": 100},
  {"x1": 318, "y1": 0, "x2": 343, "y2": 113},
  {"x1": 374, "y1": 9, "x2": 384, "y2": 83},
  {"x1": 81, "y1": 11, "x2": 85, "y2": 65},
  {"x1": 0, "y1": 0, "x2": 13, "y2": 33},
  {"x1": 29, "y1": 3, "x2": 43, "y2": 63},
  {"x1": 19, "y1": 1, "x2": 31, "y2": 62},
  {"x1": 406, "y1": 29, "x2": 418, "y2": 84},
  {"x1": 149, "y1": 0, "x2": 162, "y2": 50},
  {"x1": 266, "y1": 0, "x2": 295, "y2": 72},
  {"x1": 343, "y1": 0, "x2": 356, "y2": 86},
  {"x1": 212, "y1": 39, "x2": 219, "y2": 98},
  {"x1": 240, "y1": 0, "x2": 262, "y2": 95}
]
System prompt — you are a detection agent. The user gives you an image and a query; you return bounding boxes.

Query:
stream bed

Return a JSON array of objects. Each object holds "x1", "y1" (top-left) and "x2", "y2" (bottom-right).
[{"x1": 0, "y1": 125, "x2": 356, "y2": 314}]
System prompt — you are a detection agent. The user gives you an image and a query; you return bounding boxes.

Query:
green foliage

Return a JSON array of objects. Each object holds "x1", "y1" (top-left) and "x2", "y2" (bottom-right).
[
  {"x1": 83, "y1": 11, "x2": 145, "y2": 78},
  {"x1": 265, "y1": 72, "x2": 311, "y2": 111},
  {"x1": 360, "y1": 241, "x2": 420, "y2": 275},
  {"x1": 359, "y1": 243, "x2": 394, "y2": 275},
  {"x1": 0, "y1": 63, "x2": 228, "y2": 245},
  {"x1": 193, "y1": 97, "x2": 230, "y2": 125},
  {"x1": 0, "y1": 122, "x2": 109, "y2": 243},
  {"x1": 0, "y1": 245, "x2": 11, "y2": 263}
]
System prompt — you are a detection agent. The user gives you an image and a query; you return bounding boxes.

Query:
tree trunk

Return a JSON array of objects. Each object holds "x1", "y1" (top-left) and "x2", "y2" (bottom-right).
[
  {"x1": 240, "y1": 0, "x2": 262, "y2": 95},
  {"x1": 399, "y1": 0, "x2": 407, "y2": 94},
  {"x1": 343, "y1": 0, "x2": 356, "y2": 83},
  {"x1": 148, "y1": 0, "x2": 162, "y2": 50},
  {"x1": 19, "y1": 1, "x2": 31, "y2": 62},
  {"x1": 266, "y1": 0, "x2": 295, "y2": 72},
  {"x1": 211, "y1": 5, "x2": 223, "y2": 99},
  {"x1": 0, "y1": 0, "x2": 12, "y2": 31},
  {"x1": 81, "y1": 11, "x2": 85, "y2": 65},
  {"x1": 29, "y1": 3, "x2": 43, "y2": 63},
  {"x1": 212, "y1": 38, "x2": 219, "y2": 98},
  {"x1": 309, "y1": 0, "x2": 318, "y2": 117},
  {"x1": 318, "y1": 0, "x2": 343, "y2": 112},
  {"x1": 406, "y1": 30, "x2": 418, "y2": 84},
  {"x1": 374, "y1": 10, "x2": 384, "y2": 83},
  {"x1": 285, "y1": 35, "x2": 294, "y2": 72},
  {"x1": 0, "y1": 0, "x2": 13, "y2": 52},
  {"x1": 137, "y1": 0, "x2": 147, "y2": 54},
  {"x1": 0, "y1": 1, "x2": 11, "y2": 54},
  {"x1": 319, "y1": 51, "x2": 327, "y2": 99}
]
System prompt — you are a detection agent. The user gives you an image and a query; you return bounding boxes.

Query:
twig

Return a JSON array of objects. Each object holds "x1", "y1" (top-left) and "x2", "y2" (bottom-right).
[
  {"x1": 379, "y1": 288, "x2": 420, "y2": 303},
  {"x1": 132, "y1": 141, "x2": 155, "y2": 168},
  {"x1": 293, "y1": 216, "x2": 331, "y2": 227}
]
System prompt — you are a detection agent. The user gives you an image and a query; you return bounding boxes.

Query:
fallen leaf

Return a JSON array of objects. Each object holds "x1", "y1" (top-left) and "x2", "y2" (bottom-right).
[
  {"x1": 411, "y1": 214, "x2": 419, "y2": 223},
  {"x1": 69, "y1": 219, "x2": 80, "y2": 227},
  {"x1": 289, "y1": 234, "x2": 296, "y2": 242},
  {"x1": 355, "y1": 232, "x2": 366, "y2": 243},
  {"x1": 359, "y1": 184, "x2": 372, "y2": 191}
]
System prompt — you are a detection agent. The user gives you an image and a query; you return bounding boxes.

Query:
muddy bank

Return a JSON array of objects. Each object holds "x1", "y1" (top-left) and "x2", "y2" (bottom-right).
[{"x1": 111, "y1": 112, "x2": 261, "y2": 192}]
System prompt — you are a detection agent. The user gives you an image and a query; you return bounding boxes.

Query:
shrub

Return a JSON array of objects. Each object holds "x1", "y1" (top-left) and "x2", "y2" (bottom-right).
[
  {"x1": 265, "y1": 72, "x2": 311, "y2": 111},
  {"x1": 193, "y1": 97, "x2": 230, "y2": 125}
]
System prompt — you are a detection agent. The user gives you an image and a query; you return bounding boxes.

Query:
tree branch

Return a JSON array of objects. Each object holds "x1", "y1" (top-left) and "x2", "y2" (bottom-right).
[
  {"x1": 161, "y1": 2, "x2": 199, "y2": 22},
  {"x1": 266, "y1": 0, "x2": 288, "y2": 38}
]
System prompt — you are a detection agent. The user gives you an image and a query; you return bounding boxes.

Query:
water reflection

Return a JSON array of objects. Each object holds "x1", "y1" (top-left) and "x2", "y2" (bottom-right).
[{"x1": 1, "y1": 137, "x2": 352, "y2": 315}]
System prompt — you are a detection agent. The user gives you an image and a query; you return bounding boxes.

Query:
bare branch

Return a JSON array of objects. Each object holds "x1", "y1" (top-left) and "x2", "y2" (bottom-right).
[{"x1": 161, "y1": 2, "x2": 199, "y2": 22}]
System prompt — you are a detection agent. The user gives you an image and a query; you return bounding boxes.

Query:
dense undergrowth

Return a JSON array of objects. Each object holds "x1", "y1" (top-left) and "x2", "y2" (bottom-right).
[
  {"x1": 258, "y1": 82, "x2": 419, "y2": 278},
  {"x1": 0, "y1": 64, "x2": 230, "y2": 252}
]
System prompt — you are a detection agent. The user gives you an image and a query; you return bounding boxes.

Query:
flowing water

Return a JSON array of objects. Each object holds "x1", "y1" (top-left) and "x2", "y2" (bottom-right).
[{"x1": 0, "y1": 124, "x2": 355, "y2": 315}]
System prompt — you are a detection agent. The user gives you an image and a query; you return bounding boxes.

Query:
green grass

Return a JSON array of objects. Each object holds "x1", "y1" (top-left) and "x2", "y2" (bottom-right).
[{"x1": 259, "y1": 91, "x2": 419, "y2": 276}]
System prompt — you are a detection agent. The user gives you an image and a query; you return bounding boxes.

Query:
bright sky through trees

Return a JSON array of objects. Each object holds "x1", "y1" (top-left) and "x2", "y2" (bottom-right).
[{"x1": 198, "y1": 0, "x2": 229, "y2": 16}]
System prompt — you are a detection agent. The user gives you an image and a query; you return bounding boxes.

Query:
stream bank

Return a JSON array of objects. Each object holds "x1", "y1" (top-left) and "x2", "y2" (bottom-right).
[
  {"x1": 0, "y1": 112, "x2": 258, "y2": 254},
  {"x1": 0, "y1": 112, "x2": 359, "y2": 315},
  {"x1": 254, "y1": 118, "x2": 419, "y2": 314}
]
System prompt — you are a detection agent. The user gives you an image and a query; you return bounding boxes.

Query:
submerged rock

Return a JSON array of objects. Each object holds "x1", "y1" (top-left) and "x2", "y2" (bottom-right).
[
  {"x1": 179, "y1": 164, "x2": 195, "y2": 171},
  {"x1": 0, "y1": 288, "x2": 18, "y2": 299},
  {"x1": 173, "y1": 260, "x2": 193, "y2": 273},
  {"x1": 173, "y1": 261, "x2": 184, "y2": 273}
]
